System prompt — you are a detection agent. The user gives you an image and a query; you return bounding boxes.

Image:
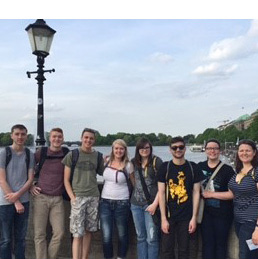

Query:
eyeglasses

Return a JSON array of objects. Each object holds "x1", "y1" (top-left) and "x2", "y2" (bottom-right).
[
  {"x1": 171, "y1": 145, "x2": 185, "y2": 151},
  {"x1": 139, "y1": 146, "x2": 150, "y2": 151},
  {"x1": 205, "y1": 147, "x2": 220, "y2": 151}
]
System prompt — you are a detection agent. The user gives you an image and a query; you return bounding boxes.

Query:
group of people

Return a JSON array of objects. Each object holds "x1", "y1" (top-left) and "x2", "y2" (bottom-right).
[{"x1": 0, "y1": 124, "x2": 258, "y2": 259}]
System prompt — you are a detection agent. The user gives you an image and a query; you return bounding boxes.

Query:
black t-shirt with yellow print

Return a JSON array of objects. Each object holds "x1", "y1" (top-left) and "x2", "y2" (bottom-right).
[{"x1": 158, "y1": 160, "x2": 205, "y2": 221}]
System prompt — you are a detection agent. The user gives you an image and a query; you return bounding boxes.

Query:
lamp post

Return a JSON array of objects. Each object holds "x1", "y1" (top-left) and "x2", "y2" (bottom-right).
[{"x1": 25, "y1": 19, "x2": 56, "y2": 147}]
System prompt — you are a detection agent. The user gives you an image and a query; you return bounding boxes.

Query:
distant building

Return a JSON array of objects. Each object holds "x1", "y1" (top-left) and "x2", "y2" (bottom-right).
[
  {"x1": 217, "y1": 109, "x2": 258, "y2": 131},
  {"x1": 233, "y1": 114, "x2": 251, "y2": 131}
]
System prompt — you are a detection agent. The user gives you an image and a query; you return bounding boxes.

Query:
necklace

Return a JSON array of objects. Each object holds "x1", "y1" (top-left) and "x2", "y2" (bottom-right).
[{"x1": 236, "y1": 168, "x2": 254, "y2": 184}]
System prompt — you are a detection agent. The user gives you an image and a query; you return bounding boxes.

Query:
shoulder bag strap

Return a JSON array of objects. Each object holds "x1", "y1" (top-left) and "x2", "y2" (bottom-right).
[
  {"x1": 138, "y1": 167, "x2": 152, "y2": 204},
  {"x1": 205, "y1": 162, "x2": 224, "y2": 191}
]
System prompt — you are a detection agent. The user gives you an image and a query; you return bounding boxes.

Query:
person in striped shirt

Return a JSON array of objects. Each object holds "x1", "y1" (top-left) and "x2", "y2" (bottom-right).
[{"x1": 203, "y1": 139, "x2": 258, "y2": 259}]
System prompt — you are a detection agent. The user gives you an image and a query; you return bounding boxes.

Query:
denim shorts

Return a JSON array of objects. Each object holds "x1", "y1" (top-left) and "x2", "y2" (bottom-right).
[{"x1": 70, "y1": 196, "x2": 99, "y2": 237}]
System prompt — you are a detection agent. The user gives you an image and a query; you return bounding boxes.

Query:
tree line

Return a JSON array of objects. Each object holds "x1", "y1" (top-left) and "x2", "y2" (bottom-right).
[
  {"x1": 195, "y1": 116, "x2": 258, "y2": 148},
  {"x1": 64, "y1": 132, "x2": 175, "y2": 147},
  {"x1": 1, "y1": 116, "x2": 258, "y2": 147},
  {"x1": 64, "y1": 117, "x2": 258, "y2": 147}
]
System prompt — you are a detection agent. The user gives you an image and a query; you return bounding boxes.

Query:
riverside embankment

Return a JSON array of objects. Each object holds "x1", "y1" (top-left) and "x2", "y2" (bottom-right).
[{"x1": 24, "y1": 146, "x2": 239, "y2": 259}]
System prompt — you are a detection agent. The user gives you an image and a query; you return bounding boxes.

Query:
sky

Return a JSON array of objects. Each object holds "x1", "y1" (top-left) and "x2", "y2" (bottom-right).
[{"x1": 0, "y1": 6, "x2": 258, "y2": 141}]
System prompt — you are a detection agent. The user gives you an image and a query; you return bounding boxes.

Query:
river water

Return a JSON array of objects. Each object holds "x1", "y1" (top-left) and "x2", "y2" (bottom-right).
[
  {"x1": 94, "y1": 145, "x2": 229, "y2": 164},
  {"x1": 0, "y1": 145, "x2": 232, "y2": 184},
  {"x1": 0, "y1": 145, "x2": 231, "y2": 164}
]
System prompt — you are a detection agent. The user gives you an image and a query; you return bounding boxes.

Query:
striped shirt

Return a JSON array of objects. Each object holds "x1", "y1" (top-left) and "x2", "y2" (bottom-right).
[{"x1": 228, "y1": 168, "x2": 258, "y2": 223}]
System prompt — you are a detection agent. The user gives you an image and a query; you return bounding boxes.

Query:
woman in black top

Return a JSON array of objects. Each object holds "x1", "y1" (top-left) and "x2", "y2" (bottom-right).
[
  {"x1": 130, "y1": 137, "x2": 163, "y2": 259},
  {"x1": 204, "y1": 139, "x2": 258, "y2": 259},
  {"x1": 199, "y1": 139, "x2": 235, "y2": 259}
]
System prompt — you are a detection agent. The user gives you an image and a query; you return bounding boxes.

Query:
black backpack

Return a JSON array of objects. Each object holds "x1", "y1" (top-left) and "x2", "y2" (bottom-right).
[
  {"x1": 62, "y1": 149, "x2": 103, "y2": 201},
  {"x1": 5, "y1": 146, "x2": 31, "y2": 178}
]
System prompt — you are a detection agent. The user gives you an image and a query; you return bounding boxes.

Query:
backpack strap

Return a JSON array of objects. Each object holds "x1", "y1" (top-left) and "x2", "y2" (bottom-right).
[
  {"x1": 5, "y1": 146, "x2": 12, "y2": 169},
  {"x1": 152, "y1": 156, "x2": 157, "y2": 174},
  {"x1": 69, "y1": 150, "x2": 102, "y2": 184},
  {"x1": 35, "y1": 147, "x2": 48, "y2": 179},
  {"x1": 61, "y1": 146, "x2": 70, "y2": 157},
  {"x1": 96, "y1": 151, "x2": 103, "y2": 174},
  {"x1": 119, "y1": 163, "x2": 133, "y2": 197},
  {"x1": 25, "y1": 148, "x2": 31, "y2": 178},
  {"x1": 70, "y1": 148, "x2": 80, "y2": 183},
  {"x1": 186, "y1": 160, "x2": 194, "y2": 180},
  {"x1": 35, "y1": 146, "x2": 70, "y2": 180},
  {"x1": 165, "y1": 161, "x2": 171, "y2": 218}
]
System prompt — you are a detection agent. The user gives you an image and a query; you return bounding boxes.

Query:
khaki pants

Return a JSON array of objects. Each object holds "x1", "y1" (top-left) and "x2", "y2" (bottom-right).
[{"x1": 33, "y1": 194, "x2": 65, "y2": 259}]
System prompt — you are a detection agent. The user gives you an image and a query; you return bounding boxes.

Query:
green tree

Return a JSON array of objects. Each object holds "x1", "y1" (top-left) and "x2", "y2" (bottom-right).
[
  {"x1": 26, "y1": 134, "x2": 34, "y2": 146},
  {"x1": 183, "y1": 134, "x2": 195, "y2": 144},
  {"x1": 0, "y1": 133, "x2": 12, "y2": 146},
  {"x1": 246, "y1": 117, "x2": 258, "y2": 141}
]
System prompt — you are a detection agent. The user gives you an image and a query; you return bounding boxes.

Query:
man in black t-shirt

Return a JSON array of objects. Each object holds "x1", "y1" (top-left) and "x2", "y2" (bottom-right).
[{"x1": 158, "y1": 136, "x2": 205, "y2": 259}]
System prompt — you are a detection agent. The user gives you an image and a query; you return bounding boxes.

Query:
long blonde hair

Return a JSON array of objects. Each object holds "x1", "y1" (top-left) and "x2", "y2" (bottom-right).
[{"x1": 109, "y1": 139, "x2": 129, "y2": 165}]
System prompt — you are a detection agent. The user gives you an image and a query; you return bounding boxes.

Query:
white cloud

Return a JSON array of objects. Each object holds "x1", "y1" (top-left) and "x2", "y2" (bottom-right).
[
  {"x1": 208, "y1": 36, "x2": 258, "y2": 61},
  {"x1": 45, "y1": 103, "x2": 64, "y2": 112},
  {"x1": 192, "y1": 63, "x2": 238, "y2": 76},
  {"x1": 193, "y1": 62, "x2": 220, "y2": 75},
  {"x1": 148, "y1": 52, "x2": 173, "y2": 64},
  {"x1": 247, "y1": 19, "x2": 258, "y2": 37},
  {"x1": 22, "y1": 113, "x2": 34, "y2": 120},
  {"x1": 207, "y1": 20, "x2": 258, "y2": 61},
  {"x1": 224, "y1": 64, "x2": 238, "y2": 74}
]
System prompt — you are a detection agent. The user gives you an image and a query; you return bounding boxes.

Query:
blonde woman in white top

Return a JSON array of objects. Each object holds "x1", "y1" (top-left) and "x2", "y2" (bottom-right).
[{"x1": 99, "y1": 139, "x2": 134, "y2": 259}]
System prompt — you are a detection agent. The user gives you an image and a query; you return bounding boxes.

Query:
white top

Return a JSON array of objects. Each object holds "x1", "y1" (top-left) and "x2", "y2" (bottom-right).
[{"x1": 101, "y1": 162, "x2": 133, "y2": 200}]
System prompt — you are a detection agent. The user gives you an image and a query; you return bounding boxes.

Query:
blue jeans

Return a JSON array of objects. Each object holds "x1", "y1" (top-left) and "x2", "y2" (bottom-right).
[
  {"x1": 235, "y1": 221, "x2": 258, "y2": 259},
  {"x1": 99, "y1": 198, "x2": 130, "y2": 259},
  {"x1": 201, "y1": 210, "x2": 232, "y2": 259},
  {"x1": 0, "y1": 202, "x2": 29, "y2": 259},
  {"x1": 131, "y1": 204, "x2": 160, "y2": 259}
]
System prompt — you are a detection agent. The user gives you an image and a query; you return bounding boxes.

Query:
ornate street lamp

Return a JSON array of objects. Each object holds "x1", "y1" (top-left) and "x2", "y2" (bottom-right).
[{"x1": 25, "y1": 19, "x2": 56, "y2": 146}]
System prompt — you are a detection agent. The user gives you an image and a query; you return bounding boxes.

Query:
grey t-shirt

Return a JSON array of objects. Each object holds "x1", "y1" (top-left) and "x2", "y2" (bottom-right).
[{"x1": 0, "y1": 147, "x2": 34, "y2": 205}]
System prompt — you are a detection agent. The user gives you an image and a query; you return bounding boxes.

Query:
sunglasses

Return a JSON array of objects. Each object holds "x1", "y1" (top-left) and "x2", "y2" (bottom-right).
[{"x1": 171, "y1": 145, "x2": 185, "y2": 151}]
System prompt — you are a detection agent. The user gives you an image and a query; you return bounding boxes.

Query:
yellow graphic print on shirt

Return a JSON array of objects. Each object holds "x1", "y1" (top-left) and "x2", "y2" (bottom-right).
[{"x1": 168, "y1": 171, "x2": 188, "y2": 204}]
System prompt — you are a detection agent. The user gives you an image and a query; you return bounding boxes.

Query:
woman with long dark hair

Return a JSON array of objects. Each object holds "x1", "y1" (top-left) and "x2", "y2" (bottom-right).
[
  {"x1": 130, "y1": 137, "x2": 163, "y2": 259},
  {"x1": 203, "y1": 139, "x2": 258, "y2": 259},
  {"x1": 199, "y1": 139, "x2": 235, "y2": 259}
]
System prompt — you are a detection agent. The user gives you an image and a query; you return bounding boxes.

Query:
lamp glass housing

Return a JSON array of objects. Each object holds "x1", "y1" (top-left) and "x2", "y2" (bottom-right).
[{"x1": 26, "y1": 20, "x2": 56, "y2": 57}]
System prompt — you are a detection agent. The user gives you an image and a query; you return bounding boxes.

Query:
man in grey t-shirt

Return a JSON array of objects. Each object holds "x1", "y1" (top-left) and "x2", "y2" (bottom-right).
[{"x1": 0, "y1": 124, "x2": 34, "y2": 259}]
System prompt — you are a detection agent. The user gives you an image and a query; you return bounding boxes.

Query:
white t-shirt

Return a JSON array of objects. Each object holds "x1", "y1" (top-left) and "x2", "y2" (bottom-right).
[{"x1": 101, "y1": 162, "x2": 133, "y2": 200}]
